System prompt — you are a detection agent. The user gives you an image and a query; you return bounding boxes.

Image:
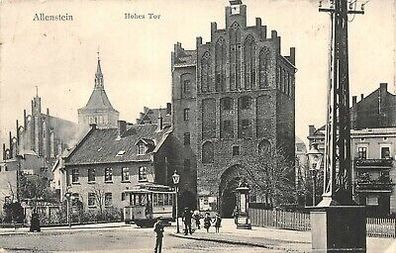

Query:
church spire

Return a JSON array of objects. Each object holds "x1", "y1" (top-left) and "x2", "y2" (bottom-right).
[{"x1": 95, "y1": 51, "x2": 104, "y2": 89}]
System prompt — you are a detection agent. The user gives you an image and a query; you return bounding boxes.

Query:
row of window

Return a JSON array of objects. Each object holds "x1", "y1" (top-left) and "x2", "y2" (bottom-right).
[
  {"x1": 182, "y1": 97, "x2": 251, "y2": 122},
  {"x1": 201, "y1": 139, "x2": 271, "y2": 164},
  {"x1": 356, "y1": 146, "x2": 391, "y2": 159},
  {"x1": 71, "y1": 167, "x2": 148, "y2": 184},
  {"x1": 276, "y1": 65, "x2": 294, "y2": 97},
  {"x1": 88, "y1": 192, "x2": 112, "y2": 207}
]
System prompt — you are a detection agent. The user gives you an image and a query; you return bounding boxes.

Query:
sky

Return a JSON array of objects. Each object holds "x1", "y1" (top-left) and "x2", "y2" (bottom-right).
[{"x1": 0, "y1": 0, "x2": 395, "y2": 147}]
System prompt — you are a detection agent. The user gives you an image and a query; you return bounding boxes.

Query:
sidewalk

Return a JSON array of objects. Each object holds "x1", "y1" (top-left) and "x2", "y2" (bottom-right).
[
  {"x1": 0, "y1": 222, "x2": 129, "y2": 236},
  {"x1": 170, "y1": 218, "x2": 396, "y2": 253}
]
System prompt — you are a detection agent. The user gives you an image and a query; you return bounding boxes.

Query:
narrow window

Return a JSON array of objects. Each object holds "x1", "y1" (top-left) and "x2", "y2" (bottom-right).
[
  {"x1": 202, "y1": 141, "x2": 214, "y2": 164},
  {"x1": 137, "y1": 142, "x2": 146, "y2": 155},
  {"x1": 381, "y1": 147, "x2": 391, "y2": 159},
  {"x1": 105, "y1": 193, "x2": 112, "y2": 207},
  {"x1": 183, "y1": 80, "x2": 191, "y2": 94},
  {"x1": 88, "y1": 168, "x2": 95, "y2": 183},
  {"x1": 138, "y1": 166, "x2": 148, "y2": 181},
  {"x1": 104, "y1": 168, "x2": 113, "y2": 182},
  {"x1": 357, "y1": 147, "x2": 367, "y2": 159},
  {"x1": 184, "y1": 132, "x2": 190, "y2": 145},
  {"x1": 184, "y1": 108, "x2": 190, "y2": 121},
  {"x1": 232, "y1": 146, "x2": 240, "y2": 156},
  {"x1": 71, "y1": 169, "x2": 79, "y2": 184},
  {"x1": 122, "y1": 167, "x2": 130, "y2": 182},
  {"x1": 88, "y1": 193, "x2": 95, "y2": 207}
]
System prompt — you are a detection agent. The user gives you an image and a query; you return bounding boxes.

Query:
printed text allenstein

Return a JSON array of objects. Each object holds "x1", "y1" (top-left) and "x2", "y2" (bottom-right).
[{"x1": 33, "y1": 13, "x2": 73, "y2": 21}]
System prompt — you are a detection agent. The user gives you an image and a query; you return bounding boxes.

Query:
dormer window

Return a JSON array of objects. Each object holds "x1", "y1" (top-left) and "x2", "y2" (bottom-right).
[
  {"x1": 116, "y1": 150, "x2": 126, "y2": 157},
  {"x1": 137, "y1": 142, "x2": 146, "y2": 155}
]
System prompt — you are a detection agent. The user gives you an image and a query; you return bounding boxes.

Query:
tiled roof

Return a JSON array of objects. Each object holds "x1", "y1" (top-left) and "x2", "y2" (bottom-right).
[
  {"x1": 79, "y1": 89, "x2": 118, "y2": 112},
  {"x1": 137, "y1": 107, "x2": 171, "y2": 125},
  {"x1": 65, "y1": 124, "x2": 170, "y2": 165}
]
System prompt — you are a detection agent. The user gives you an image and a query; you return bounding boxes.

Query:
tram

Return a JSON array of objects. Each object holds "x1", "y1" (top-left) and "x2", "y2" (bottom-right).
[{"x1": 123, "y1": 183, "x2": 175, "y2": 227}]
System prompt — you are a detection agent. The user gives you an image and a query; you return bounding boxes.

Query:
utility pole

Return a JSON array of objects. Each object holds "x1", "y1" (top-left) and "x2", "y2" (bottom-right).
[{"x1": 310, "y1": 1, "x2": 366, "y2": 252}]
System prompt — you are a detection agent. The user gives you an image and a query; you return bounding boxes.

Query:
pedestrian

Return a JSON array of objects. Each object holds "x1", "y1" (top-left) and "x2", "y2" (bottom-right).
[
  {"x1": 182, "y1": 207, "x2": 193, "y2": 235},
  {"x1": 203, "y1": 212, "x2": 212, "y2": 233},
  {"x1": 232, "y1": 207, "x2": 239, "y2": 225},
  {"x1": 213, "y1": 213, "x2": 222, "y2": 233},
  {"x1": 193, "y1": 210, "x2": 201, "y2": 229},
  {"x1": 153, "y1": 217, "x2": 164, "y2": 253}
]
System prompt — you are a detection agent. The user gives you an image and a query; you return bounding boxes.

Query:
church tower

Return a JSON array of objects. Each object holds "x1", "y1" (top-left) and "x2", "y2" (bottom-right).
[{"x1": 78, "y1": 53, "x2": 119, "y2": 129}]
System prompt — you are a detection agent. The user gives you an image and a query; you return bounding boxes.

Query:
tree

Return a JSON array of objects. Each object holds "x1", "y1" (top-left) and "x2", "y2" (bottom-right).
[
  {"x1": 240, "y1": 147, "x2": 296, "y2": 208},
  {"x1": 19, "y1": 173, "x2": 58, "y2": 211},
  {"x1": 91, "y1": 185, "x2": 106, "y2": 220}
]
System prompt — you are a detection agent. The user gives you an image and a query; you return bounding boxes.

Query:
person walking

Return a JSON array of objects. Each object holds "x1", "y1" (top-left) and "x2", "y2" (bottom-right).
[
  {"x1": 213, "y1": 213, "x2": 222, "y2": 233},
  {"x1": 182, "y1": 207, "x2": 193, "y2": 235},
  {"x1": 193, "y1": 210, "x2": 201, "y2": 230},
  {"x1": 203, "y1": 212, "x2": 212, "y2": 233},
  {"x1": 153, "y1": 217, "x2": 164, "y2": 253}
]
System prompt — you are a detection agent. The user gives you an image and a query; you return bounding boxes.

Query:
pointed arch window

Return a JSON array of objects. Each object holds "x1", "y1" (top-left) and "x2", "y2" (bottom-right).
[
  {"x1": 202, "y1": 141, "x2": 214, "y2": 164},
  {"x1": 244, "y1": 35, "x2": 255, "y2": 90},
  {"x1": 201, "y1": 52, "x2": 211, "y2": 93},
  {"x1": 259, "y1": 48, "x2": 270, "y2": 88},
  {"x1": 229, "y1": 22, "x2": 241, "y2": 91},
  {"x1": 215, "y1": 37, "x2": 226, "y2": 92}
]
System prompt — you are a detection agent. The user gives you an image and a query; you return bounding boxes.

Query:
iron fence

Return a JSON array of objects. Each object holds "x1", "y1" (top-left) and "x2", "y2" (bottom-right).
[{"x1": 249, "y1": 207, "x2": 396, "y2": 238}]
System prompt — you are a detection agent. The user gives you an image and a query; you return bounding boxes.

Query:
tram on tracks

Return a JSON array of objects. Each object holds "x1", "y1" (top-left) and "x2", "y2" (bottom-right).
[{"x1": 123, "y1": 183, "x2": 175, "y2": 227}]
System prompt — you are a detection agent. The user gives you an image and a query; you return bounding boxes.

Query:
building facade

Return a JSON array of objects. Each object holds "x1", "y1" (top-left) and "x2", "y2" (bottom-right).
[
  {"x1": 172, "y1": 0, "x2": 296, "y2": 216},
  {"x1": 351, "y1": 128, "x2": 396, "y2": 216},
  {"x1": 78, "y1": 56, "x2": 119, "y2": 129},
  {"x1": 308, "y1": 83, "x2": 396, "y2": 216},
  {"x1": 64, "y1": 121, "x2": 174, "y2": 211}
]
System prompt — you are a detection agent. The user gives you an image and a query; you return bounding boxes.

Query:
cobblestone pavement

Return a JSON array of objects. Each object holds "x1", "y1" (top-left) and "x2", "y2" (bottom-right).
[
  {"x1": 172, "y1": 218, "x2": 396, "y2": 253},
  {"x1": 0, "y1": 226, "x2": 274, "y2": 253}
]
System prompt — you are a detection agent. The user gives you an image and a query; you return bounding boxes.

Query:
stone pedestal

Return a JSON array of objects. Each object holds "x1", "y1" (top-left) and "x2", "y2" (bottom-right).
[{"x1": 310, "y1": 205, "x2": 366, "y2": 253}]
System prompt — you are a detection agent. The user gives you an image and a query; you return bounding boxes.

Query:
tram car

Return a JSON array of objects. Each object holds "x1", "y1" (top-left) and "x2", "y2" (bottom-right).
[{"x1": 123, "y1": 183, "x2": 175, "y2": 227}]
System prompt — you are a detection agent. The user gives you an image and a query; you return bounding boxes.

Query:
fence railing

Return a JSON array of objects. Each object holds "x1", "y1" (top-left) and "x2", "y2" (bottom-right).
[
  {"x1": 366, "y1": 217, "x2": 396, "y2": 238},
  {"x1": 249, "y1": 208, "x2": 311, "y2": 231},
  {"x1": 249, "y1": 208, "x2": 396, "y2": 238}
]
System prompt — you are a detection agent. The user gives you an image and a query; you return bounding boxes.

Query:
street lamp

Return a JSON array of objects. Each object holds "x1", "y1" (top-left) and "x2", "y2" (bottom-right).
[
  {"x1": 307, "y1": 143, "x2": 323, "y2": 206},
  {"x1": 64, "y1": 189, "x2": 72, "y2": 228},
  {"x1": 172, "y1": 170, "x2": 180, "y2": 234}
]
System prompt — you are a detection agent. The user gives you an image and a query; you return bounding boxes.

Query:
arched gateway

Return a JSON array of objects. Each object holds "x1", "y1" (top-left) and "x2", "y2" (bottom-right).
[{"x1": 219, "y1": 164, "x2": 245, "y2": 217}]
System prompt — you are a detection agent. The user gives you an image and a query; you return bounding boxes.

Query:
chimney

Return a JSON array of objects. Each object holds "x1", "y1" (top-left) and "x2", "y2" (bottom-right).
[
  {"x1": 308, "y1": 125, "x2": 316, "y2": 136},
  {"x1": 23, "y1": 109, "x2": 27, "y2": 129},
  {"x1": 352, "y1": 96, "x2": 357, "y2": 105},
  {"x1": 166, "y1": 103, "x2": 171, "y2": 115},
  {"x1": 289, "y1": 47, "x2": 296, "y2": 65},
  {"x1": 158, "y1": 113, "x2": 163, "y2": 131},
  {"x1": 117, "y1": 120, "x2": 127, "y2": 138},
  {"x1": 380, "y1": 82, "x2": 388, "y2": 91},
  {"x1": 16, "y1": 120, "x2": 19, "y2": 144},
  {"x1": 9, "y1": 131, "x2": 12, "y2": 158},
  {"x1": 360, "y1": 94, "x2": 364, "y2": 101},
  {"x1": 255, "y1": 17, "x2": 262, "y2": 27}
]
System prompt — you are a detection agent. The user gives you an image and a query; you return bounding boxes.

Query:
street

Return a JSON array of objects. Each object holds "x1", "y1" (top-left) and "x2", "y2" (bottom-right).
[{"x1": 0, "y1": 226, "x2": 277, "y2": 253}]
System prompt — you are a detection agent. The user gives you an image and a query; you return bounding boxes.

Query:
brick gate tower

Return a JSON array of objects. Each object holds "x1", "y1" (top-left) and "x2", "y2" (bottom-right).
[{"x1": 171, "y1": 0, "x2": 296, "y2": 215}]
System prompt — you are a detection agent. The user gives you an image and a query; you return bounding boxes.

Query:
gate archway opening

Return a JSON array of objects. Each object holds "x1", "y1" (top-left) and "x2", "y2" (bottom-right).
[{"x1": 219, "y1": 164, "x2": 245, "y2": 218}]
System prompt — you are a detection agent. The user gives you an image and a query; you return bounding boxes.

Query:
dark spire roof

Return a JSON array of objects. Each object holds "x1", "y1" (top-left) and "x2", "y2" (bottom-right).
[
  {"x1": 94, "y1": 52, "x2": 104, "y2": 89},
  {"x1": 80, "y1": 54, "x2": 117, "y2": 112}
]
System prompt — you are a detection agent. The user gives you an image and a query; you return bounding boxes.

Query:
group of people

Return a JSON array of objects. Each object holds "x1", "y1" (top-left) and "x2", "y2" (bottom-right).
[
  {"x1": 153, "y1": 207, "x2": 223, "y2": 253},
  {"x1": 183, "y1": 208, "x2": 222, "y2": 234}
]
